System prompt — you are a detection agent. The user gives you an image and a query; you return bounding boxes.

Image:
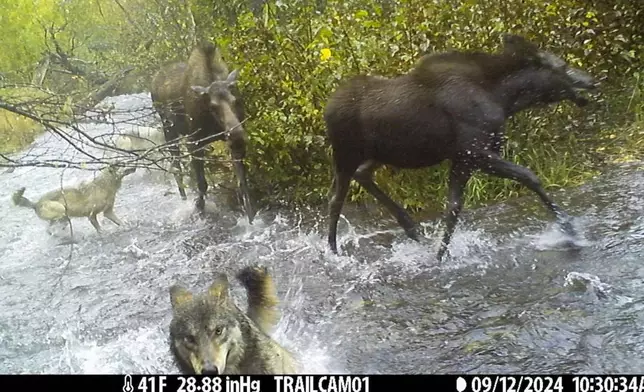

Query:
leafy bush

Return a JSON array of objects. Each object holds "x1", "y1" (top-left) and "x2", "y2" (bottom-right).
[
  {"x1": 0, "y1": 110, "x2": 44, "y2": 155},
  {"x1": 0, "y1": 85, "x2": 76, "y2": 154},
  {"x1": 1, "y1": 0, "x2": 642, "y2": 213},
  {"x1": 194, "y1": 0, "x2": 642, "y2": 211}
]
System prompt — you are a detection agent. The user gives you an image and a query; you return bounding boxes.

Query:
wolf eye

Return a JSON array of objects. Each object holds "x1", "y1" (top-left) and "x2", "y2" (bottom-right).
[{"x1": 183, "y1": 335, "x2": 196, "y2": 347}]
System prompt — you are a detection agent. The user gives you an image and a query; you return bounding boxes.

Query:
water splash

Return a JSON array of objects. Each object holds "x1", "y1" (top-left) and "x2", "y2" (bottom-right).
[
  {"x1": 2, "y1": 92, "x2": 644, "y2": 373},
  {"x1": 531, "y1": 218, "x2": 591, "y2": 251},
  {"x1": 564, "y1": 271, "x2": 612, "y2": 299}
]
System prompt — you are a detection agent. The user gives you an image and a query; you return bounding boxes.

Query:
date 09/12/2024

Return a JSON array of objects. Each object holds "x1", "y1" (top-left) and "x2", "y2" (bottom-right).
[{"x1": 467, "y1": 375, "x2": 644, "y2": 392}]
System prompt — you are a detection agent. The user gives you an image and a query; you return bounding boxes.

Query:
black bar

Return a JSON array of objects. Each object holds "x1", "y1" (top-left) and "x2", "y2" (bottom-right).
[{"x1": 0, "y1": 374, "x2": 643, "y2": 392}]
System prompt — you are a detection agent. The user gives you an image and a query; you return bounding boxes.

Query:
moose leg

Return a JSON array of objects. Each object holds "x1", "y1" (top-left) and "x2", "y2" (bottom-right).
[
  {"x1": 168, "y1": 144, "x2": 186, "y2": 199},
  {"x1": 327, "y1": 175, "x2": 337, "y2": 202},
  {"x1": 352, "y1": 160, "x2": 420, "y2": 241},
  {"x1": 436, "y1": 163, "x2": 472, "y2": 261},
  {"x1": 328, "y1": 168, "x2": 355, "y2": 254},
  {"x1": 476, "y1": 152, "x2": 576, "y2": 235},
  {"x1": 161, "y1": 114, "x2": 187, "y2": 200},
  {"x1": 188, "y1": 140, "x2": 208, "y2": 213}
]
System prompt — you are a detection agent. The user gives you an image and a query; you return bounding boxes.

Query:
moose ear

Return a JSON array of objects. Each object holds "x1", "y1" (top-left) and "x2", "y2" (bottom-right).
[
  {"x1": 170, "y1": 285, "x2": 193, "y2": 309},
  {"x1": 502, "y1": 33, "x2": 525, "y2": 46},
  {"x1": 537, "y1": 50, "x2": 566, "y2": 69},
  {"x1": 190, "y1": 85, "x2": 209, "y2": 96},
  {"x1": 502, "y1": 33, "x2": 539, "y2": 59},
  {"x1": 226, "y1": 70, "x2": 239, "y2": 86},
  {"x1": 208, "y1": 273, "x2": 230, "y2": 300}
]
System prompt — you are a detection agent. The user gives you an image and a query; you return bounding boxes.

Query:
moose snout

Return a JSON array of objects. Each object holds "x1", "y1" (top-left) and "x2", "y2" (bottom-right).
[{"x1": 566, "y1": 67, "x2": 599, "y2": 90}]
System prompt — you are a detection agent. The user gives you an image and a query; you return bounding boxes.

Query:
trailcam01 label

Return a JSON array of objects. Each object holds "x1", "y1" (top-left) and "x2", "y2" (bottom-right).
[{"x1": 274, "y1": 376, "x2": 370, "y2": 392}]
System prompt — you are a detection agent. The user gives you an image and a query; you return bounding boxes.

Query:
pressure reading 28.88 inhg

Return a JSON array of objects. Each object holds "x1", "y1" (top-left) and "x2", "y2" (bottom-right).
[{"x1": 128, "y1": 375, "x2": 260, "y2": 392}]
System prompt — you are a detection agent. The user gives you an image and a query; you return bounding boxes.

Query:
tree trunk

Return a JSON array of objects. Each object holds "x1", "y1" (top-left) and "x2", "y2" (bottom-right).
[
  {"x1": 31, "y1": 56, "x2": 51, "y2": 86},
  {"x1": 72, "y1": 66, "x2": 135, "y2": 116}
]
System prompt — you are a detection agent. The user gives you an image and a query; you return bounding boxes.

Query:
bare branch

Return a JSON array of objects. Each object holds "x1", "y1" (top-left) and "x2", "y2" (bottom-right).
[{"x1": 0, "y1": 91, "x2": 244, "y2": 181}]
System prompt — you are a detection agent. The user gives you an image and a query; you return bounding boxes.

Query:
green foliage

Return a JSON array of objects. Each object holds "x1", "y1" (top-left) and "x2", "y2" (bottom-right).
[
  {"x1": 0, "y1": 87, "x2": 53, "y2": 154},
  {"x1": 0, "y1": 84, "x2": 76, "y2": 154},
  {"x1": 192, "y1": 0, "x2": 643, "y2": 211},
  {"x1": 1, "y1": 0, "x2": 642, "y2": 214},
  {"x1": 0, "y1": 1, "x2": 60, "y2": 80},
  {"x1": 0, "y1": 110, "x2": 43, "y2": 155}
]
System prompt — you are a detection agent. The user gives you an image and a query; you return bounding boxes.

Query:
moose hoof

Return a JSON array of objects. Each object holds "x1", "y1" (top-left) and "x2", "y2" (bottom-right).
[
  {"x1": 404, "y1": 227, "x2": 421, "y2": 242},
  {"x1": 328, "y1": 239, "x2": 339, "y2": 255},
  {"x1": 558, "y1": 216, "x2": 577, "y2": 238}
]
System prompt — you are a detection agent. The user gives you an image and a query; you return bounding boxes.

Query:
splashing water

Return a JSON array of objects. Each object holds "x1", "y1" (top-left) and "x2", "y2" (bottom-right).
[{"x1": 1, "y1": 93, "x2": 644, "y2": 373}]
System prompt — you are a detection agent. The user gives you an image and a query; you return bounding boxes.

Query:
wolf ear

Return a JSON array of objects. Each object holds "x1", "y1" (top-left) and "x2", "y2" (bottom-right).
[
  {"x1": 170, "y1": 285, "x2": 193, "y2": 309},
  {"x1": 208, "y1": 273, "x2": 230, "y2": 300},
  {"x1": 190, "y1": 85, "x2": 209, "y2": 96}
]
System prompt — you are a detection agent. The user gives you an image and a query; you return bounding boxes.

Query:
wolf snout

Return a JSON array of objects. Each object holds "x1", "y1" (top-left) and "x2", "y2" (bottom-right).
[{"x1": 202, "y1": 364, "x2": 220, "y2": 375}]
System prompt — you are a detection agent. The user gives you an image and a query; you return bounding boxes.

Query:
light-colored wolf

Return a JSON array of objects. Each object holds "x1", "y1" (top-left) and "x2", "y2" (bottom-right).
[
  {"x1": 111, "y1": 125, "x2": 170, "y2": 173},
  {"x1": 11, "y1": 165, "x2": 136, "y2": 233},
  {"x1": 169, "y1": 265, "x2": 298, "y2": 375},
  {"x1": 112, "y1": 125, "x2": 167, "y2": 154}
]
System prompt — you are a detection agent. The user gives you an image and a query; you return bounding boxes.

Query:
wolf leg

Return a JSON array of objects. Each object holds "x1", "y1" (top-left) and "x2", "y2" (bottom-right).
[
  {"x1": 47, "y1": 219, "x2": 69, "y2": 236},
  {"x1": 88, "y1": 212, "x2": 102, "y2": 233},
  {"x1": 46, "y1": 221, "x2": 57, "y2": 235},
  {"x1": 103, "y1": 207, "x2": 123, "y2": 226}
]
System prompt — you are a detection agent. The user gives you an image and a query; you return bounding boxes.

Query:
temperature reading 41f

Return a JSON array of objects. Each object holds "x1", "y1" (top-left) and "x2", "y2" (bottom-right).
[{"x1": 137, "y1": 376, "x2": 167, "y2": 392}]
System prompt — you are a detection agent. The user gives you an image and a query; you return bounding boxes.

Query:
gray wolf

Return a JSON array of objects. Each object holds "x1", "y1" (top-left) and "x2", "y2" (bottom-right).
[
  {"x1": 113, "y1": 125, "x2": 167, "y2": 153},
  {"x1": 324, "y1": 33, "x2": 597, "y2": 260},
  {"x1": 12, "y1": 165, "x2": 136, "y2": 233},
  {"x1": 169, "y1": 265, "x2": 298, "y2": 374},
  {"x1": 150, "y1": 41, "x2": 254, "y2": 223},
  {"x1": 111, "y1": 125, "x2": 170, "y2": 173}
]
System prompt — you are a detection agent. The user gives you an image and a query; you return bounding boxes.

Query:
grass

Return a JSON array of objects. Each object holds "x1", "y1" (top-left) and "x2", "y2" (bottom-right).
[
  {"x1": 0, "y1": 86, "x2": 72, "y2": 155},
  {"x1": 595, "y1": 120, "x2": 644, "y2": 165},
  {"x1": 0, "y1": 109, "x2": 44, "y2": 154}
]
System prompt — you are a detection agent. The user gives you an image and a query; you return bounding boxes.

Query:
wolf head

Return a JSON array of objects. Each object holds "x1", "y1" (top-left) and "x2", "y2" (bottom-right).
[
  {"x1": 169, "y1": 273, "x2": 244, "y2": 375},
  {"x1": 104, "y1": 165, "x2": 137, "y2": 179}
]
